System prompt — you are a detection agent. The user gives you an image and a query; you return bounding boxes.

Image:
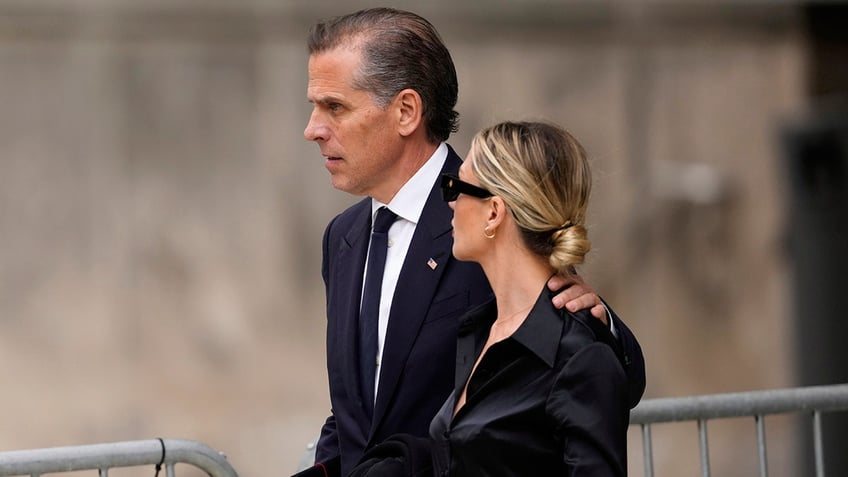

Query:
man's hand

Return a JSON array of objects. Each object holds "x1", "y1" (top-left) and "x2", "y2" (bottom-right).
[{"x1": 547, "y1": 273, "x2": 608, "y2": 326}]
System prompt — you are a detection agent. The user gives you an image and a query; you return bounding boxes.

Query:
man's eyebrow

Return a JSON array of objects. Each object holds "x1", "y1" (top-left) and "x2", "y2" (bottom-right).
[{"x1": 310, "y1": 94, "x2": 344, "y2": 105}]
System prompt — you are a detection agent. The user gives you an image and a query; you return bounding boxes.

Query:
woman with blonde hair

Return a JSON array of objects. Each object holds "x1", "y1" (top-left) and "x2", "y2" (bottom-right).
[{"x1": 430, "y1": 120, "x2": 630, "y2": 475}]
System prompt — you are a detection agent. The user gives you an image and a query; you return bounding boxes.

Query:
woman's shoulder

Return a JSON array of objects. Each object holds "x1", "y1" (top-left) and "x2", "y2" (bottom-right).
[{"x1": 557, "y1": 308, "x2": 625, "y2": 366}]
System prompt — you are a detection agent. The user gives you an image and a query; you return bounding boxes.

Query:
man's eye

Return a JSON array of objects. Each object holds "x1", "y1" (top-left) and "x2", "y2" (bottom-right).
[{"x1": 329, "y1": 103, "x2": 342, "y2": 112}]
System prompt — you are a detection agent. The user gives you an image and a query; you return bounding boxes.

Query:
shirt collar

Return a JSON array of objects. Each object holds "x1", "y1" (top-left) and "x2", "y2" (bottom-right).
[
  {"x1": 371, "y1": 142, "x2": 449, "y2": 224},
  {"x1": 510, "y1": 287, "x2": 564, "y2": 368},
  {"x1": 459, "y1": 285, "x2": 564, "y2": 369}
]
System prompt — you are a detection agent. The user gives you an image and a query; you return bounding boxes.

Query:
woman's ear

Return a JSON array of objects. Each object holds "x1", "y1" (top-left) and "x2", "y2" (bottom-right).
[
  {"x1": 486, "y1": 196, "x2": 508, "y2": 229},
  {"x1": 395, "y1": 89, "x2": 423, "y2": 137}
]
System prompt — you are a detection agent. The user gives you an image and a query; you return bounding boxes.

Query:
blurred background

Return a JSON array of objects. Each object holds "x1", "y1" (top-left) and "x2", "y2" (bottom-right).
[{"x1": 1, "y1": 0, "x2": 846, "y2": 476}]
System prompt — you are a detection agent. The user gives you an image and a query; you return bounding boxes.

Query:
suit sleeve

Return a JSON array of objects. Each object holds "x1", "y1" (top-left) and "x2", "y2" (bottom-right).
[
  {"x1": 605, "y1": 301, "x2": 647, "y2": 408},
  {"x1": 315, "y1": 219, "x2": 340, "y2": 465},
  {"x1": 547, "y1": 343, "x2": 629, "y2": 477},
  {"x1": 315, "y1": 414, "x2": 340, "y2": 464}
]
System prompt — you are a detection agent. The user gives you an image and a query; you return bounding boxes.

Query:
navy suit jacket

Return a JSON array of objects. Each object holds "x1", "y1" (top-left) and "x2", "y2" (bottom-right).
[{"x1": 314, "y1": 145, "x2": 645, "y2": 477}]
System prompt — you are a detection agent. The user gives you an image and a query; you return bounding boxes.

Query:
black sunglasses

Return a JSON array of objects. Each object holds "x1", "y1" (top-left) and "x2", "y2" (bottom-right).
[{"x1": 440, "y1": 173, "x2": 494, "y2": 202}]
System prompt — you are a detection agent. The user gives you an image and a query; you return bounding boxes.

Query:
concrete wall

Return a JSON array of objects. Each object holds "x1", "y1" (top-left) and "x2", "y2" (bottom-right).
[{"x1": 0, "y1": 1, "x2": 807, "y2": 475}]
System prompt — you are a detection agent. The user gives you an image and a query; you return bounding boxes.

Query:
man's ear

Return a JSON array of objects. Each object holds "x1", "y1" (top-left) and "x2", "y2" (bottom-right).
[{"x1": 395, "y1": 89, "x2": 423, "y2": 137}]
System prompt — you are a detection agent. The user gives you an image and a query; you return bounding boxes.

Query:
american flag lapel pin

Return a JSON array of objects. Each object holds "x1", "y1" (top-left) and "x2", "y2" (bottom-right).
[{"x1": 427, "y1": 258, "x2": 438, "y2": 270}]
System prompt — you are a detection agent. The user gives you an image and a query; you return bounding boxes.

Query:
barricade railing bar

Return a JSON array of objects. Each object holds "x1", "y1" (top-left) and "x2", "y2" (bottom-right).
[
  {"x1": 0, "y1": 438, "x2": 238, "y2": 477},
  {"x1": 629, "y1": 383, "x2": 848, "y2": 477}
]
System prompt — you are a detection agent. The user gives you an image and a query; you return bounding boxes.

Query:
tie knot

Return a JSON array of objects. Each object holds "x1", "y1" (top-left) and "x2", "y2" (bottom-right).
[{"x1": 373, "y1": 207, "x2": 398, "y2": 234}]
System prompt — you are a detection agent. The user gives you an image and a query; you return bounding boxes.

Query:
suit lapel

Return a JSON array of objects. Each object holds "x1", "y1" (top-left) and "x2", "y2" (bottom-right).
[{"x1": 370, "y1": 150, "x2": 462, "y2": 434}]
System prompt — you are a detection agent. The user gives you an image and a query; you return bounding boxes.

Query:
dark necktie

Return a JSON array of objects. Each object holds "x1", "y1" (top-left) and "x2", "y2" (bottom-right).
[{"x1": 359, "y1": 206, "x2": 398, "y2": 415}]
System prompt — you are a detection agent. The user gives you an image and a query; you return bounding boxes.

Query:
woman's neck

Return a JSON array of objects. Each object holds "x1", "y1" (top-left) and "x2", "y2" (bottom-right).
[{"x1": 480, "y1": 243, "x2": 554, "y2": 321}]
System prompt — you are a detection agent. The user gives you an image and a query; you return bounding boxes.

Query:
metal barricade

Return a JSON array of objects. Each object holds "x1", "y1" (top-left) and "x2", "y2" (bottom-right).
[
  {"x1": 630, "y1": 383, "x2": 848, "y2": 477},
  {"x1": 0, "y1": 438, "x2": 238, "y2": 477}
]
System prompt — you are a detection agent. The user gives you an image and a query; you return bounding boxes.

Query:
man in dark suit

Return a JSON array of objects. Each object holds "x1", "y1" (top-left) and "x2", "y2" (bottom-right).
[{"x1": 300, "y1": 8, "x2": 645, "y2": 477}]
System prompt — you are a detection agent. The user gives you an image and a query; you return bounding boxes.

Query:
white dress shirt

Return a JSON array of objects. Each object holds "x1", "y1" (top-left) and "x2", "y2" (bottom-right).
[{"x1": 363, "y1": 143, "x2": 449, "y2": 400}]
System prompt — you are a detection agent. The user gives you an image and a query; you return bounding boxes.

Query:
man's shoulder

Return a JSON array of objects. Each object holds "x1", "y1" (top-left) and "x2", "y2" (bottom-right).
[{"x1": 443, "y1": 143, "x2": 462, "y2": 172}]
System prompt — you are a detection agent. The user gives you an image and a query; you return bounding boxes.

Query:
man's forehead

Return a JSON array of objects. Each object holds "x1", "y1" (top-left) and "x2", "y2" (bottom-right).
[
  {"x1": 308, "y1": 47, "x2": 361, "y2": 78},
  {"x1": 308, "y1": 56, "x2": 353, "y2": 91}
]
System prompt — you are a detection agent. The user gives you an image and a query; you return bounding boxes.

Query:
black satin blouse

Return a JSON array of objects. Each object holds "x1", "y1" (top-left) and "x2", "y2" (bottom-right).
[{"x1": 429, "y1": 287, "x2": 630, "y2": 476}]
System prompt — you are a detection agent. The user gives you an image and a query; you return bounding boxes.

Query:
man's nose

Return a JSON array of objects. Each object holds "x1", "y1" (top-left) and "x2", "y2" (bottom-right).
[{"x1": 304, "y1": 112, "x2": 327, "y2": 142}]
